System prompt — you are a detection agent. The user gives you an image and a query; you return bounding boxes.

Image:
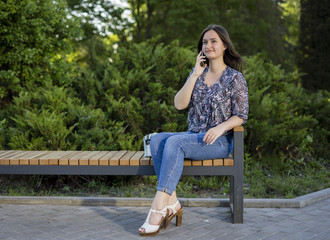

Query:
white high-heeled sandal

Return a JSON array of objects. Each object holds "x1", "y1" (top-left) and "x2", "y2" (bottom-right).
[
  {"x1": 139, "y1": 206, "x2": 168, "y2": 237},
  {"x1": 166, "y1": 200, "x2": 183, "y2": 227}
]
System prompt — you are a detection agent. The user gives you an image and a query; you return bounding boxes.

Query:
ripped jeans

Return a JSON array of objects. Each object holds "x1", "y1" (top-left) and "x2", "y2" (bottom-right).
[{"x1": 150, "y1": 131, "x2": 233, "y2": 195}]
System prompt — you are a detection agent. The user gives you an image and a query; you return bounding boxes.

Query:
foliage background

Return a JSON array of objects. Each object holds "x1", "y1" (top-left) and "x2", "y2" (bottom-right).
[{"x1": 0, "y1": 0, "x2": 329, "y2": 198}]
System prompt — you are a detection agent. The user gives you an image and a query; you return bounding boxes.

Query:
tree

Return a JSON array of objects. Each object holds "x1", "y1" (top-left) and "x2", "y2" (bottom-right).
[
  {"x1": 65, "y1": 0, "x2": 131, "y2": 79},
  {"x1": 298, "y1": 0, "x2": 330, "y2": 91},
  {"x1": 64, "y1": 0, "x2": 288, "y2": 67},
  {"x1": 0, "y1": 0, "x2": 81, "y2": 108},
  {"x1": 127, "y1": 0, "x2": 219, "y2": 46},
  {"x1": 213, "y1": 0, "x2": 286, "y2": 66},
  {"x1": 126, "y1": 0, "x2": 287, "y2": 66},
  {"x1": 279, "y1": 0, "x2": 301, "y2": 71}
]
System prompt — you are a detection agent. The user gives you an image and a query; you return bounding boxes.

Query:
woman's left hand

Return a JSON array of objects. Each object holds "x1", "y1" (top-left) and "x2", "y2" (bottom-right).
[{"x1": 203, "y1": 125, "x2": 227, "y2": 145}]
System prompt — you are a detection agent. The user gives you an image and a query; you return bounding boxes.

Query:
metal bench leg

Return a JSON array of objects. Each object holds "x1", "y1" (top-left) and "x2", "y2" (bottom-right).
[
  {"x1": 232, "y1": 127, "x2": 244, "y2": 223},
  {"x1": 230, "y1": 174, "x2": 243, "y2": 223}
]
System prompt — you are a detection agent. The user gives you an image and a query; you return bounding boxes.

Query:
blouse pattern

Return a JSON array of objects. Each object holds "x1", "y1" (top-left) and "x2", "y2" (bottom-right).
[{"x1": 187, "y1": 66, "x2": 249, "y2": 133}]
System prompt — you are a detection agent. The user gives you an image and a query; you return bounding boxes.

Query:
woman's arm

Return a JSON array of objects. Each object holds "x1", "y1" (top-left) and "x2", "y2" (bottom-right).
[
  {"x1": 174, "y1": 72, "x2": 199, "y2": 110},
  {"x1": 203, "y1": 116, "x2": 244, "y2": 144},
  {"x1": 174, "y1": 52, "x2": 206, "y2": 110}
]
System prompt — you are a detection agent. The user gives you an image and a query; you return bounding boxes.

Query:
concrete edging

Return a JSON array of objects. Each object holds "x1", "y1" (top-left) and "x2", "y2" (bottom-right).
[{"x1": 0, "y1": 188, "x2": 329, "y2": 208}]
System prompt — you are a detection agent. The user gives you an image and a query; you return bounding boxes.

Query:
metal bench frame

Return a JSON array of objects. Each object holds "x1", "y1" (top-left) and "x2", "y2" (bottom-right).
[{"x1": 0, "y1": 127, "x2": 244, "y2": 223}]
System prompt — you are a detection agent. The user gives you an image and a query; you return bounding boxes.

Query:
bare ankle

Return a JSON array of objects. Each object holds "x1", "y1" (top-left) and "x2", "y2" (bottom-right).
[{"x1": 168, "y1": 192, "x2": 178, "y2": 205}]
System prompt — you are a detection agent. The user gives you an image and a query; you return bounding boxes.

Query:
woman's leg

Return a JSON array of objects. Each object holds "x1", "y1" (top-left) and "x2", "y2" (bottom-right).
[
  {"x1": 150, "y1": 132, "x2": 185, "y2": 180},
  {"x1": 139, "y1": 132, "x2": 184, "y2": 234},
  {"x1": 140, "y1": 132, "x2": 232, "y2": 233},
  {"x1": 156, "y1": 133, "x2": 232, "y2": 195}
]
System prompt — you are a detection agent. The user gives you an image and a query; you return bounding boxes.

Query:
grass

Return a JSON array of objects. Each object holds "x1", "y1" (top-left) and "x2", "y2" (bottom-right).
[
  {"x1": 244, "y1": 156, "x2": 330, "y2": 199},
  {"x1": 0, "y1": 157, "x2": 329, "y2": 199}
]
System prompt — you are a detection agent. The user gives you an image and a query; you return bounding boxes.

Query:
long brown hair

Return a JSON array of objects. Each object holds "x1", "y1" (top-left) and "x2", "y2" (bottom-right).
[{"x1": 197, "y1": 25, "x2": 244, "y2": 72}]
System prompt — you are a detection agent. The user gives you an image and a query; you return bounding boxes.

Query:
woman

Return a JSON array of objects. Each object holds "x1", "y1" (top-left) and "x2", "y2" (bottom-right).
[{"x1": 138, "y1": 24, "x2": 249, "y2": 236}]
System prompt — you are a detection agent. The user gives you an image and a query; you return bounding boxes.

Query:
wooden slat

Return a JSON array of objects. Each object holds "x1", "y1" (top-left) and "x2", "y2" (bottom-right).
[
  {"x1": 10, "y1": 151, "x2": 29, "y2": 160},
  {"x1": 38, "y1": 151, "x2": 57, "y2": 165},
  {"x1": 192, "y1": 160, "x2": 202, "y2": 166},
  {"x1": 0, "y1": 150, "x2": 20, "y2": 159},
  {"x1": 59, "y1": 151, "x2": 81, "y2": 165},
  {"x1": 9, "y1": 151, "x2": 29, "y2": 165},
  {"x1": 79, "y1": 151, "x2": 101, "y2": 166},
  {"x1": 50, "y1": 151, "x2": 74, "y2": 165},
  {"x1": 109, "y1": 151, "x2": 127, "y2": 166},
  {"x1": 6, "y1": 151, "x2": 31, "y2": 165},
  {"x1": 30, "y1": 151, "x2": 54, "y2": 165},
  {"x1": 19, "y1": 151, "x2": 42, "y2": 165},
  {"x1": 0, "y1": 150, "x2": 14, "y2": 158},
  {"x1": 89, "y1": 151, "x2": 109, "y2": 165},
  {"x1": 99, "y1": 151, "x2": 117, "y2": 166},
  {"x1": 224, "y1": 158, "x2": 234, "y2": 166},
  {"x1": 140, "y1": 156, "x2": 151, "y2": 166},
  {"x1": 184, "y1": 160, "x2": 192, "y2": 166},
  {"x1": 213, "y1": 159, "x2": 224, "y2": 166},
  {"x1": 130, "y1": 151, "x2": 144, "y2": 166},
  {"x1": 202, "y1": 159, "x2": 213, "y2": 166},
  {"x1": 9, "y1": 159, "x2": 19, "y2": 165},
  {"x1": 68, "y1": 151, "x2": 92, "y2": 165},
  {"x1": 120, "y1": 151, "x2": 136, "y2": 166},
  {"x1": 39, "y1": 151, "x2": 74, "y2": 165},
  {"x1": 38, "y1": 151, "x2": 66, "y2": 165},
  {"x1": 0, "y1": 158, "x2": 8, "y2": 165},
  {"x1": 0, "y1": 151, "x2": 22, "y2": 164}
]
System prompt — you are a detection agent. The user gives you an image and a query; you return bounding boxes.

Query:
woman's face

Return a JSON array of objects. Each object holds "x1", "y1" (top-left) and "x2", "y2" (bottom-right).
[{"x1": 202, "y1": 30, "x2": 227, "y2": 61}]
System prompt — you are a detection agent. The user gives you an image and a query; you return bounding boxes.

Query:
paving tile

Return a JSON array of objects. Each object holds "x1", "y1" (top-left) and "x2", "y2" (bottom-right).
[
  {"x1": 262, "y1": 232, "x2": 294, "y2": 240},
  {"x1": 215, "y1": 232, "x2": 244, "y2": 240},
  {"x1": 310, "y1": 230, "x2": 330, "y2": 240},
  {"x1": 286, "y1": 230, "x2": 318, "y2": 240}
]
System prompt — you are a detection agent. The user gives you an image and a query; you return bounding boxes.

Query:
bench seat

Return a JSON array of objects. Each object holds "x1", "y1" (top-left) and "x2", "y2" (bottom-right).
[
  {"x1": 0, "y1": 126, "x2": 244, "y2": 223},
  {"x1": 0, "y1": 150, "x2": 234, "y2": 167}
]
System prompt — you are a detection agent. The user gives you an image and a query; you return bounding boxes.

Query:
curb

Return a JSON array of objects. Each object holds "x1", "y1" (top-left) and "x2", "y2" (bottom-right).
[{"x1": 0, "y1": 188, "x2": 329, "y2": 208}]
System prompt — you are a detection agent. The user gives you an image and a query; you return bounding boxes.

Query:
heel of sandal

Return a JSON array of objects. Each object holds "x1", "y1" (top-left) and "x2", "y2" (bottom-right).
[
  {"x1": 166, "y1": 200, "x2": 183, "y2": 227},
  {"x1": 164, "y1": 209, "x2": 169, "y2": 229},
  {"x1": 175, "y1": 208, "x2": 183, "y2": 226}
]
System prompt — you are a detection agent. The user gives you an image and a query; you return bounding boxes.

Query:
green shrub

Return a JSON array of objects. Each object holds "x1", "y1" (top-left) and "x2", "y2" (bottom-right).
[{"x1": 244, "y1": 54, "x2": 328, "y2": 171}]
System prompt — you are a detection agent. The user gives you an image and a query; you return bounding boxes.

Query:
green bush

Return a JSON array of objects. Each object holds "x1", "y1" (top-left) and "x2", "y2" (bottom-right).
[
  {"x1": 244, "y1": 54, "x2": 329, "y2": 171},
  {"x1": 300, "y1": 90, "x2": 330, "y2": 160},
  {"x1": 74, "y1": 40, "x2": 194, "y2": 141}
]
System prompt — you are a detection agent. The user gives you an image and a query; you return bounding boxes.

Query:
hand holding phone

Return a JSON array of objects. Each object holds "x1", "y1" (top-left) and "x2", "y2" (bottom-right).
[{"x1": 200, "y1": 51, "x2": 208, "y2": 67}]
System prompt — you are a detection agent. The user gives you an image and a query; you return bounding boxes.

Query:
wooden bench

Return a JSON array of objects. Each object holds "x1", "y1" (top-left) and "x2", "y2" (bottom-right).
[{"x1": 0, "y1": 127, "x2": 244, "y2": 223}]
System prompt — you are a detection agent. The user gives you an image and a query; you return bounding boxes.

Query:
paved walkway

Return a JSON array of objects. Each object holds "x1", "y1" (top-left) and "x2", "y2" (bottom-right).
[{"x1": 1, "y1": 197, "x2": 329, "y2": 240}]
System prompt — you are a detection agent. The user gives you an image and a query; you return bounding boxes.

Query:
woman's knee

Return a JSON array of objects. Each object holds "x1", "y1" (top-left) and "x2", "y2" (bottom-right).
[
  {"x1": 164, "y1": 135, "x2": 180, "y2": 148},
  {"x1": 163, "y1": 135, "x2": 190, "y2": 154},
  {"x1": 150, "y1": 133, "x2": 168, "y2": 151}
]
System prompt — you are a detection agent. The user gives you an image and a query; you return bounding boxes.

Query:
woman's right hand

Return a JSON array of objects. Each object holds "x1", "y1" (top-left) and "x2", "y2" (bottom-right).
[
  {"x1": 174, "y1": 51, "x2": 206, "y2": 110},
  {"x1": 193, "y1": 51, "x2": 207, "y2": 76}
]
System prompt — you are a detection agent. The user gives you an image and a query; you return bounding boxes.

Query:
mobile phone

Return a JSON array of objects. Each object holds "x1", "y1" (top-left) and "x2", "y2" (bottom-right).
[{"x1": 200, "y1": 51, "x2": 209, "y2": 67}]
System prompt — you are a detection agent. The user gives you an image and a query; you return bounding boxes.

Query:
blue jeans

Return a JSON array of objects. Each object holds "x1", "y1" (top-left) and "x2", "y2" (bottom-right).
[{"x1": 150, "y1": 131, "x2": 233, "y2": 195}]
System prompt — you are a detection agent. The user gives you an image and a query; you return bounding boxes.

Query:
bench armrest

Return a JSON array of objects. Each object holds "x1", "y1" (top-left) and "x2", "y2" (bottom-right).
[{"x1": 233, "y1": 126, "x2": 244, "y2": 132}]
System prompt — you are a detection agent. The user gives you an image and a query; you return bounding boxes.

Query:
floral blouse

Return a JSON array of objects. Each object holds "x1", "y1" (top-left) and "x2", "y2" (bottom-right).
[{"x1": 187, "y1": 66, "x2": 249, "y2": 133}]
